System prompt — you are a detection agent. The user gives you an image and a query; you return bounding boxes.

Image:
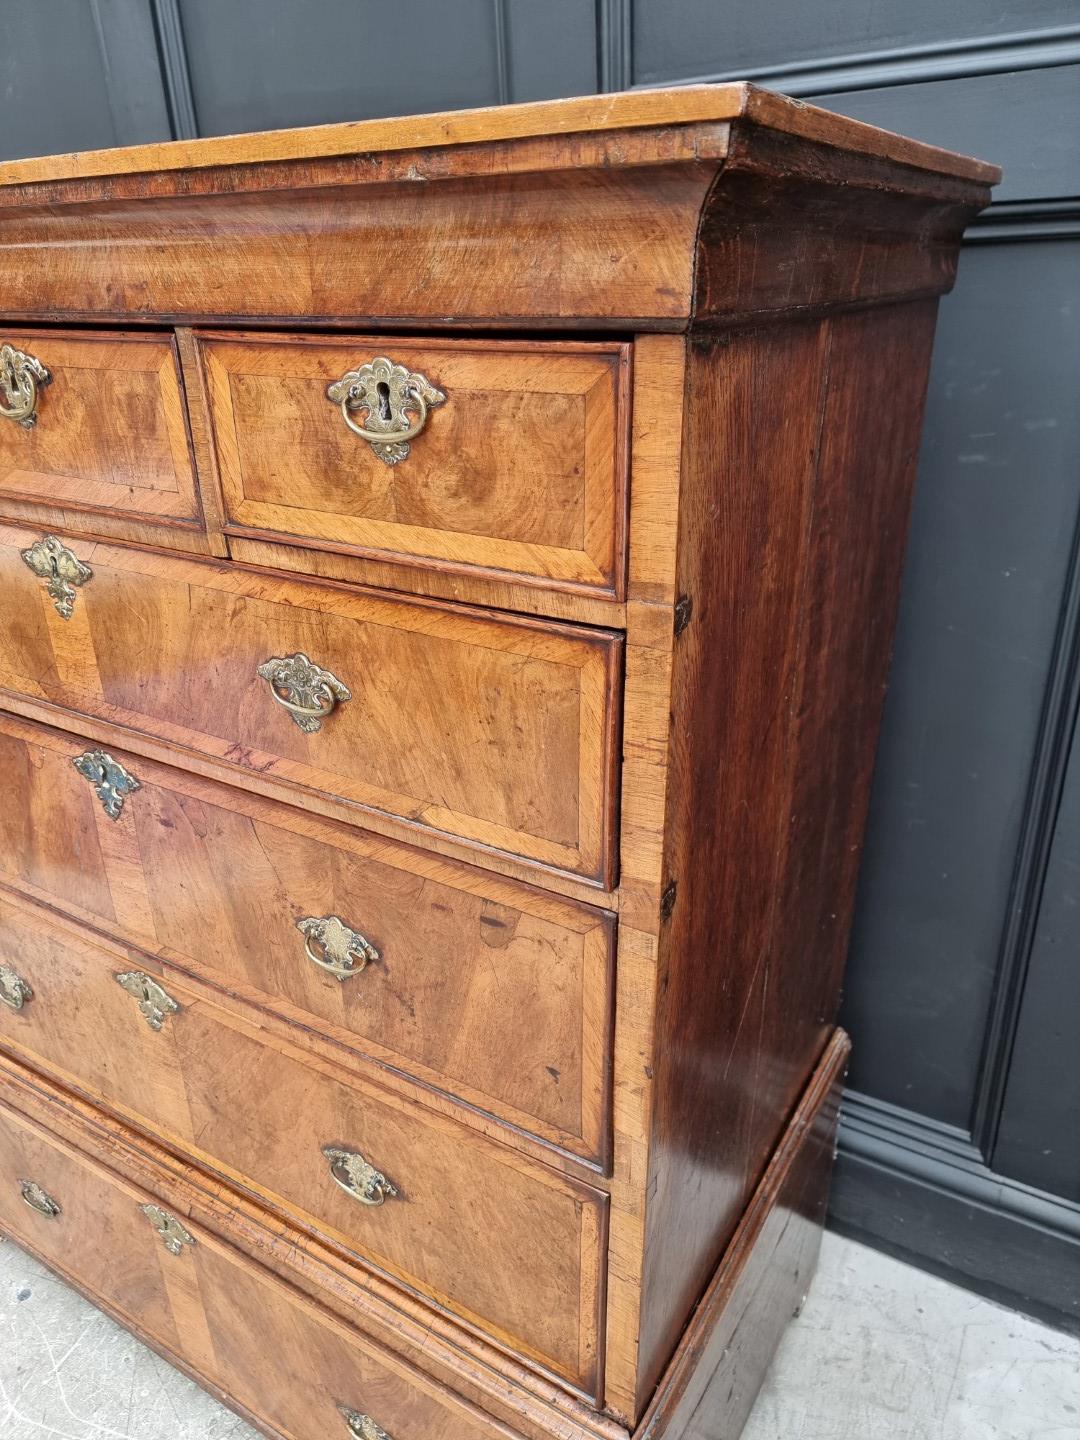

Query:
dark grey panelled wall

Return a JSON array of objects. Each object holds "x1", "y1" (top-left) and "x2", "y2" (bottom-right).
[{"x1": 2, "y1": 0, "x2": 1078, "y2": 1332}]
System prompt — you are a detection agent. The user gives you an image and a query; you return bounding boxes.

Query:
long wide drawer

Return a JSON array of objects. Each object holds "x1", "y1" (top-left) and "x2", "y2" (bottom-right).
[
  {"x1": 0, "y1": 1097, "x2": 530, "y2": 1440},
  {"x1": 0, "y1": 712, "x2": 614, "y2": 1163},
  {"x1": 0, "y1": 891, "x2": 607, "y2": 1390},
  {"x1": 199, "y1": 332, "x2": 630, "y2": 600},
  {"x1": 0, "y1": 522, "x2": 621, "y2": 883}
]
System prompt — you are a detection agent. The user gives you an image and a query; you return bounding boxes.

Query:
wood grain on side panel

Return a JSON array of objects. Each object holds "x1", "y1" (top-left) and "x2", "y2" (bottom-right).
[
  {"x1": 633, "y1": 302, "x2": 939, "y2": 1407},
  {"x1": 636, "y1": 1030, "x2": 849, "y2": 1440}
]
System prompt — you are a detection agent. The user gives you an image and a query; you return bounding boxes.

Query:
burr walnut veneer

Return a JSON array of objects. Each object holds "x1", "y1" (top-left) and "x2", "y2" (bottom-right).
[{"x1": 0, "y1": 85, "x2": 996, "y2": 1440}]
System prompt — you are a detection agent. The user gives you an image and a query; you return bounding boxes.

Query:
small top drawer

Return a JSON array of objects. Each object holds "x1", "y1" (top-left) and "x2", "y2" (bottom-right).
[
  {"x1": 199, "y1": 333, "x2": 629, "y2": 601},
  {"x1": 0, "y1": 329, "x2": 202, "y2": 544}
]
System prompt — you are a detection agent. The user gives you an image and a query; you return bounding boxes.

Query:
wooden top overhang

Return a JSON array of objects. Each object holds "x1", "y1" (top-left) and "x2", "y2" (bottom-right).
[
  {"x1": 0, "y1": 84, "x2": 999, "y2": 330},
  {"x1": 0, "y1": 83, "x2": 998, "y2": 192}
]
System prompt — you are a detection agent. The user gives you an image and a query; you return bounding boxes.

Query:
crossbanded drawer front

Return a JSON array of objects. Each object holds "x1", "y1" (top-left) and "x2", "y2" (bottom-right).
[
  {"x1": 199, "y1": 332, "x2": 629, "y2": 599},
  {"x1": 0, "y1": 892, "x2": 606, "y2": 1391},
  {"x1": 0, "y1": 523, "x2": 621, "y2": 883},
  {"x1": 0, "y1": 329, "x2": 201, "y2": 534},
  {"x1": 0, "y1": 713, "x2": 614, "y2": 1163},
  {"x1": 0, "y1": 1100, "x2": 530, "y2": 1440}
]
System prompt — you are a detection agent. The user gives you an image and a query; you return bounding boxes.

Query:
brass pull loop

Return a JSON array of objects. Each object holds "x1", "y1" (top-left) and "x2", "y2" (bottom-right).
[
  {"x1": 323, "y1": 1145, "x2": 398, "y2": 1207},
  {"x1": 297, "y1": 916, "x2": 378, "y2": 982},
  {"x1": 0, "y1": 344, "x2": 51, "y2": 428},
  {"x1": 0, "y1": 964, "x2": 32, "y2": 1011},
  {"x1": 326, "y1": 355, "x2": 445, "y2": 466},
  {"x1": 257, "y1": 652, "x2": 352, "y2": 734},
  {"x1": 20, "y1": 1180, "x2": 60, "y2": 1218},
  {"x1": 340, "y1": 1407, "x2": 393, "y2": 1440},
  {"x1": 19, "y1": 534, "x2": 92, "y2": 619},
  {"x1": 115, "y1": 971, "x2": 180, "y2": 1031}
]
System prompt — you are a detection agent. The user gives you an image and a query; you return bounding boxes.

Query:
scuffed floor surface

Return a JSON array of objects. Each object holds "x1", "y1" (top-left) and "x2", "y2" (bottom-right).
[{"x1": 1, "y1": 1232, "x2": 1078, "y2": 1438}]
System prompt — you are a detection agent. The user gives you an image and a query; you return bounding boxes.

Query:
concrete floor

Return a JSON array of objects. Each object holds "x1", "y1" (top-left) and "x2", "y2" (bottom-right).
[{"x1": 0, "y1": 1232, "x2": 1077, "y2": 1438}]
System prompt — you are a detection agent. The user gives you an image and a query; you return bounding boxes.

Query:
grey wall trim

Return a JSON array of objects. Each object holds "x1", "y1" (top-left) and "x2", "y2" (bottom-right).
[
  {"x1": 833, "y1": 1089, "x2": 1080, "y2": 1333},
  {"x1": 597, "y1": 0, "x2": 633, "y2": 92},
  {"x1": 87, "y1": 0, "x2": 174, "y2": 148},
  {"x1": 150, "y1": 0, "x2": 199, "y2": 139},
  {"x1": 967, "y1": 199, "x2": 1080, "y2": 244},
  {"x1": 634, "y1": 23, "x2": 1080, "y2": 96},
  {"x1": 970, "y1": 474, "x2": 1080, "y2": 1156},
  {"x1": 839, "y1": 1090, "x2": 1080, "y2": 1241},
  {"x1": 492, "y1": 0, "x2": 511, "y2": 105}
]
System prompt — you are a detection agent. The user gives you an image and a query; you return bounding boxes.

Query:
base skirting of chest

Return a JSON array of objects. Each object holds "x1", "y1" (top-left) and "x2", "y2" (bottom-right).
[{"x1": 0, "y1": 1030, "x2": 846, "y2": 1440}]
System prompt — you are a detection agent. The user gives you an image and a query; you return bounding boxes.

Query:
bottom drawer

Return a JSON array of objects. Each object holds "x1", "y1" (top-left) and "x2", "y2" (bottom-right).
[{"x1": 0, "y1": 1096, "x2": 525, "y2": 1440}]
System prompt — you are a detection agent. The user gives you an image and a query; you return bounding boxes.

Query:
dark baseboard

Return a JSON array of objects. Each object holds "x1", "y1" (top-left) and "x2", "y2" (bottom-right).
[{"x1": 829, "y1": 1089, "x2": 1080, "y2": 1337}]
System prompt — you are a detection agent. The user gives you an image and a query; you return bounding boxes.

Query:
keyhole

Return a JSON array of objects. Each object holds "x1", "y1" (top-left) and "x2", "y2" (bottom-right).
[{"x1": 376, "y1": 380, "x2": 392, "y2": 422}]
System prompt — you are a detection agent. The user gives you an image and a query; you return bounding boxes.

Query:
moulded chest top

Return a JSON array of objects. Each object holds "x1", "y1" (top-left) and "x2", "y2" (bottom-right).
[
  {"x1": 0, "y1": 84, "x2": 999, "y2": 331},
  {"x1": 0, "y1": 83, "x2": 1000, "y2": 193}
]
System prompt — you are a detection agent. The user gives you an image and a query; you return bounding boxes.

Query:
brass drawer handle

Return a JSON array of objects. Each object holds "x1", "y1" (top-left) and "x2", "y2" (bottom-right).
[
  {"x1": 20, "y1": 1180, "x2": 60, "y2": 1218},
  {"x1": 257, "y1": 651, "x2": 352, "y2": 734},
  {"x1": 323, "y1": 1145, "x2": 398, "y2": 1207},
  {"x1": 115, "y1": 971, "x2": 180, "y2": 1031},
  {"x1": 140, "y1": 1202, "x2": 196, "y2": 1256},
  {"x1": 20, "y1": 534, "x2": 92, "y2": 619},
  {"x1": 326, "y1": 355, "x2": 445, "y2": 466},
  {"x1": 297, "y1": 915, "x2": 378, "y2": 982},
  {"x1": 73, "y1": 749, "x2": 140, "y2": 820},
  {"x1": 0, "y1": 343, "x2": 51, "y2": 428},
  {"x1": 340, "y1": 1407, "x2": 392, "y2": 1440},
  {"x1": 0, "y1": 964, "x2": 32, "y2": 1011}
]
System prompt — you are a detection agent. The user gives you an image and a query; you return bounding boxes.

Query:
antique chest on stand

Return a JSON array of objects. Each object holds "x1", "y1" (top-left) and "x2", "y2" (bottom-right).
[{"x1": 0, "y1": 86, "x2": 996, "y2": 1440}]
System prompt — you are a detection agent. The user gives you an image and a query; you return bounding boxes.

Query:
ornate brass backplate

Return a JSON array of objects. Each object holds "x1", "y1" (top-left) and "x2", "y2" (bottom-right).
[
  {"x1": 19, "y1": 534, "x2": 92, "y2": 619},
  {"x1": 73, "y1": 749, "x2": 140, "y2": 820},
  {"x1": 296, "y1": 915, "x2": 379, "y2": 981},
  {"x1": 326, "y1": 355, "x2": 445, "y2": 465},
  {"x1": 20, "y1": 1180, "x2": 60, "y2": 1218},
  {"x1": 339, "y1": 1407, "x2": 392, "y2": 1440},
  {"x1": 139, "y1": 1202, "x2": 196, "y2": 1256},
  {"x1": 0, "y1": 343, "x2": 51, "y2": 428},
  {"x1": 323, "y1": 1145, "x2": 398, "y2": 1207},
  {"x1": 115, "y1": 971, "x2": 180, "y2": 1031},
  {"x1": 257, "y1": 651, "x2": 352, "y2": 733},
  {"x1": 0, "y1": 964, "x2": 32, "y2": 1011}
]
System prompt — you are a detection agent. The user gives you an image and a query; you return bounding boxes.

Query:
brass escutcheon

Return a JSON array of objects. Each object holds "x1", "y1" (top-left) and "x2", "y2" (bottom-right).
[
  {"x1": 115, "y1": 971, "x2": 180, "y2": 1031},
  {"x1": 323, "y1": 1145, "x2": 398, "y2": 1207},
  {"x1": 73, "y1": 749, "x2": 140, "y2": 820},
  {"x1": 296, "y1": 915, "x2": 379, "y2": 982},
  {"x1": 326, "y1": 355, "x2": 445, "y2": 465},
  {"x1": 139, "y1": 1203, "x2": 196, "y2": 1256},
  {"x1": 19, "y1": 534, "x2": 92, "y2": 619},
  {"x1": 20, "y1": 1180, "x2": 60, "y2": 1218},
  {"x1": 0, "y1": 343, "x2": 51, "y2": 428},
  {"x1": 257, "y1": 652, "x2": 352, "y2": 734},
  {"x1": 339, "y1": 1407, "x2": 393, "y2": 1440},
  {"x1": 0, "y1": 964, "x2": 32, "y2": 1011}
]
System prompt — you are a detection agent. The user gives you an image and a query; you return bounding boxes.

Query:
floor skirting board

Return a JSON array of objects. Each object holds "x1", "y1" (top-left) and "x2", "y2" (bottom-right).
[{"x1": 830, "y1": 1089, "x2": 1080, "y2": 1337}]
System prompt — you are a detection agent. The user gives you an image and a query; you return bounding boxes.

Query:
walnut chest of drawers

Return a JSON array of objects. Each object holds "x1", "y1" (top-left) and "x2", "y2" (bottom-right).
[{"x1": 0, "y1": 85, "x2": 996, "y2": 1440}]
